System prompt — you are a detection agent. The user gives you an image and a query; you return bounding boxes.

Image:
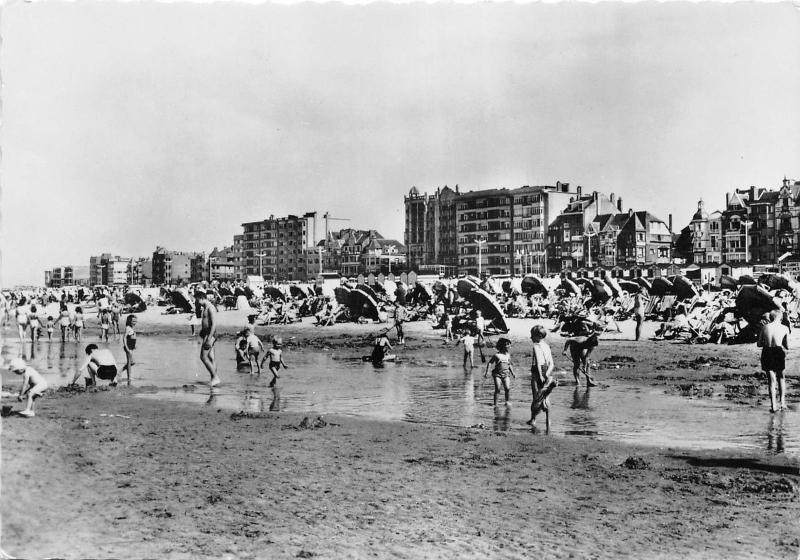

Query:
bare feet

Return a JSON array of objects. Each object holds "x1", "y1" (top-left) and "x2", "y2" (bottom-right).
[{"x1": 210, "y1": 377, "x2": 221, "y2": 387}]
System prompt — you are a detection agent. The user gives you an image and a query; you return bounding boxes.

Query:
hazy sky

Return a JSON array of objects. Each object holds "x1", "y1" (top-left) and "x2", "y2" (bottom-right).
[{"x1": 2, "y1": 2, "x2": 799, "y2": 286}]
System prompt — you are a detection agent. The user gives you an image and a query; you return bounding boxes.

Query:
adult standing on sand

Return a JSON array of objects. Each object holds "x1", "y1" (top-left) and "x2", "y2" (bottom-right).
[
  {"x1": 757, "y1": 309, "x2": 790, "y2": 413},
  {"x1": 633, "y1": 289, "x2": 647, "y2": 341},
  {"x1": 195, "y1": 290, "x2": 220, "y2": 387}
]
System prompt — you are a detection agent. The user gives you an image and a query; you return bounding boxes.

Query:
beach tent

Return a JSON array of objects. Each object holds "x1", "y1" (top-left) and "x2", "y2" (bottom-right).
[
  {"x1": 465, "y1": 289, "x2": 508, "y2": 333},
  {"x1": 672, "y1": 276, "x2": 698, "y2": 300},
  {"x1": 170, "y1": 290, "x2": 193, "y2": 313},
  {"x1": 521, "y1": 275, "x2": 548, "y2": 297},
  {"x1": 650, "y1": 277, "x2": 674, "y2": 297},
  {"x1": 264, "y1": 286, "x2": 287, "y2": 302},
  {"x1": 718, "y1": 275, "x2": 738, "y2": 291},
  {"x1": 348, "y1": 289, "x2": 380, "y2": 321},
  {"x1": 735, "y1": 285, "x2": 779, "y2": 326}
]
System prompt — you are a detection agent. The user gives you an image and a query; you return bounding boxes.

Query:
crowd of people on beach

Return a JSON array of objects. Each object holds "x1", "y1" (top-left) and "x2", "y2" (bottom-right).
[{"x1": 1, "y1": 270, "x2": 795, "y2": 421}]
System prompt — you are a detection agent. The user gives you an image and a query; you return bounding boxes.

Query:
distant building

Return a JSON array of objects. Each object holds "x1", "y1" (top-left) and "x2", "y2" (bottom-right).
[
  {"x1": 130, "y1": 258, "x2": 153, "y2": 286},
  {"x1": 319, "y1": 229, "x2": 406, "y2": 277},
  {"x1": 89, "y1": 254, "x2": 131, "y2": 285},
  {"x1": 546, "y1": 191, "x2": 619, "y2": 271},
  {"x1": 240, "y1": 212, "x2": 320, "y2": 281},
  {"x1": 404, "y1": 185, "x2": 459, "y2": 273},
  {"x1": 208, "y1": 246, "x2": 237, "y2": 282},
  {"x1": 152, "y1": 247, "x2": 202, "y2": 285},
  {"x1": 46, "y1": 265, "x2": 90, "y2": 288},
  {"x1": 232, "y1": 234, "x2": 245, "y2": 281},
  {"x1": 589, "y1": 210, "x2": 672, "y2": 267}
]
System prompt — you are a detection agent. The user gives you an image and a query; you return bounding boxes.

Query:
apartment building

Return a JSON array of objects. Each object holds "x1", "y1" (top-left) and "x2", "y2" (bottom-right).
[
  {"x1": 404, "y1": 185, "x2": 459, "y2": 272},
  {"x1": 240, "y1": 212, "x2": 319, "y2": 281}
]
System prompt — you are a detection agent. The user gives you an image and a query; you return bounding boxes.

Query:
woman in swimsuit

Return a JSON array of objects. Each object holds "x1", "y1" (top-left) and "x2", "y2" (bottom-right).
[{"x1": 121, "y1": 314, "x2": 137, "y2": 385}]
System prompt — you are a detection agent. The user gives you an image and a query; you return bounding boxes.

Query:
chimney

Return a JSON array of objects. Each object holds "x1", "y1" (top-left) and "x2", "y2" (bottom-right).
[
  {"x1": 617, "y1": 197, "x2": 622, "y2": 212},
  {"x1": 593, "y1": 191, "x2": 598, "y2": 202},
  {"x1": 610, "y1": 192, "x2": 615, "y2": 203},
  {"x1": 669, "y1": 214, "x2": 673, "y2": 232},
  {"x1": 577, "y1": 186, "x2": 582, "y2": 198},
  {"x1": 628, "y1": 208, "x2": 633, "y2": 217}
]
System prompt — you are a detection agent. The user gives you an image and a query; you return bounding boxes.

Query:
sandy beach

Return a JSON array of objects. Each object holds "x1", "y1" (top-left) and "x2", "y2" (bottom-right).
[{"x1": 2, "y1": 308, "x2": 799, "y2": 559}]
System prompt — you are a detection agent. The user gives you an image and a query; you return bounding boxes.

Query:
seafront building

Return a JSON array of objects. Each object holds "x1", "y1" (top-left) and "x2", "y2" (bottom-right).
[
  {"x1": 317, "y1": 229, "x2": 406, "y2": 277},
  {"x1": 240, "y1": 212, "x2": 320, "y2": 281},
  {"x1": 45, "y1": 265, "x2": 90, "y2": 288},
  {"x1": 152, "y1": 247, "x2": 205, "y2": 285},
  {"x1": 207, "y1": 246, "x2": 238, "y2": 282}
]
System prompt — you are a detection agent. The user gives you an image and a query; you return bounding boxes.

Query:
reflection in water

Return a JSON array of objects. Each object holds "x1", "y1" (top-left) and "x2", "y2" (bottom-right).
[
  {"x1": 767, "y1": 414, "x2": 785, "y2": 454},
  {"x1": 2, "y1": 332, "x2": 799, "y2": 456}
]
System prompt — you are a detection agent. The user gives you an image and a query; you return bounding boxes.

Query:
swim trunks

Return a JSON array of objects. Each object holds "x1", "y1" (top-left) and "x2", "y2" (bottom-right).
[
  {"x1": 96, "y1": 365, "x2": 117, "y2": 380},
  {"x1": 761, "y1": 346, "x2": 786, "y2": 373},
  {"x1": 269, "y1": 361, "x2": 281, "y2": 370}
]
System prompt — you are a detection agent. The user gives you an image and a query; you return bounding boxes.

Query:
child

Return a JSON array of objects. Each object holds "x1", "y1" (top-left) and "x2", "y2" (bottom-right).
[
  {"x1": 456, "y1": 329, "x2": 476, "y2": 369},
  {"x1": 28, "y1": 305, "x2": 41, "y2": 343},
  {"x1": 443, "y1": 311, "x2": 453, "y2": 341},
  {"x1": 121, "y1": 314, "x2": 137, "y2": 385},
  {"x1": 245, "y1": 327, "x2": 264, "y2": 375},
  {"x1": 235, "y1": 331, "x2": 249, "y2": 370},
  {"x1": 9, "y1": 357, "x2": 48, "y2": 417},
  {"x1": 73, "y1": 306, "x2": 85, "y2": 342},
  {"x1": 527, "y1": 325, "x2": 557, "y2": 429},
  {"x1": 99, "y1": 308, "x2": 111, "y2": 342},
  {"x1": 46, "y1": 316, "x2": 55, "y2": 341},
  {"x1": 262, "y1": 337, "x2": 288, "y2": 388},
  {"x1": 484, "y1": 337, "x2": 515, "y2": 407}
]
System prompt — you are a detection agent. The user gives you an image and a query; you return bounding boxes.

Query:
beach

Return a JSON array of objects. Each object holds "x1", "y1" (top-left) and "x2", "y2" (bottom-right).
[{"x1": 2, "y1": 308, "x2": 799, "y2": 559}]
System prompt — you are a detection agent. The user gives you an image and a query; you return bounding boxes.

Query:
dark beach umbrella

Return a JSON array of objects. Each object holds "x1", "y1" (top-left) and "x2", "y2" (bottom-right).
[
  {"x1": 604, "y1": 276, "x2": 623, "y2": 298},
  {"x1": 575, "y1": 278, "x2": 594, "y2": 294},
  {"x1": 264, "y1": 286, "x2": 287, "y2": 302},
  {"x1": 432, "y1": 280, "x2": 448, "y2": 295},
  {"x1": 355, "y1": 283, "x2": 379, "y2": 300},
  {"x1": 456, "y1": 278, "x2": 480, "y2": 298},
  {"x1": 650, "y1": 277, "x2": 674, "y2": 297},
  {"x1": 738, "y1": 274, "x2": 757, "y2": 286},
  {"x1": 759, "y1": 273, "x2": 791, "y2": 292},
  {"x1": 636, "y1": 278, "x2": 653, "y2": 292},
  {"x1": 521, "y1": 275, "x2": 548, "y2": 297},
  {"x1": 334, "y1": 286, "x2": 351, "y2": 306},
  {"x1": 348, "y1": 289, "x2": 380, "y2": 321},
  {"x1": 218, "y1": 287, "x2": 233, "y2": 297},
  {"x1": 719, "y1": 275, "x2": 738, "y2": 291},
  {"x1": 735, "y1": 285, "x2": 779, "y2": 326},
  {"x1": 559, "y1": 278, "x2": 581, "y2": 295},
  {"x1": 289, "y1": 285, "x2": 308, "y2": 299},
  {"x1": 591, "y1": 278, "x2": 612, "y2": 304},
  {"x1": 170, "y1": 290, "x2": 193, "y2": 313},
  {"x1": 618, "y1": 280, "x2": 642, "y2": 294},
  {"x1": 415, "y1": 282, "x2": 433, "y2": 300},
  {"x1": 371, "y1": 282, "x2": 387, "y2": 295},
  {"x1": 124, "y1": 292, "x2": 146, "y2": 313},
  {"x1": 465, "y1": 288, "x2": 508, "y2": 333},
  {"x1": 672, "y1": 275, "x2": 698, "y2": 300}
]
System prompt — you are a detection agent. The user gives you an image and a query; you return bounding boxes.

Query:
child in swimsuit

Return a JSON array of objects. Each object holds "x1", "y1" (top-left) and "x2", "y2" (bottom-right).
[
  {"x1": 262, "y1": 337, "x2": 288, "y2": 388},
  {"x1": 244, "y1": 327, "x2": 264, "y2": 375},
  {"x1": 484, "y1": 338, "x2": 515, "y2": 407},
  {"x1": 46, "y1": 316, "x2": 55, "y2": 341},
  {"x1": 121, "y1": 314, "x2": 137, "y2": 385},
  {"x1": 73, "y1": 307, "x2": 85, "y2": 342},
  {"x1": 28, "y1": 305, "x2": 41, "y2": 342},
  {"x1": 99, "y1": 308, "x2": 111, "y2": 342},
  {"x1": 10, "y1": 357, "x2": 48, "y2": 417}
]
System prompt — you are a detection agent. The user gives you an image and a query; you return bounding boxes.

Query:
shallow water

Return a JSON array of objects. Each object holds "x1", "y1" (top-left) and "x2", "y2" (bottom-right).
[{"x1": 2, "y1": 331, "x2": 797, "y2": 457}]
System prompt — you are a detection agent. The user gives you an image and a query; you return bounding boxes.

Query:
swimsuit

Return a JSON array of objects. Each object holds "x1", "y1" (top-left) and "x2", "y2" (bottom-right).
[
  {"x1": 492, "y1": 354, "x2": 512, "y2": 379},
  {"x1": 96, "y1": 365, "x2": 117, "y2": 380},
  {"x1": 761, "y1": 346, "x2": 786, "y2": 372}
]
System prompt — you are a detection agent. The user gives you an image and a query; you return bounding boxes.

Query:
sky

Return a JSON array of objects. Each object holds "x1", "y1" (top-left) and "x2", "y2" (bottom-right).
[{"x1": 2, "y1": 2, "x2": 799, "y2": 286}]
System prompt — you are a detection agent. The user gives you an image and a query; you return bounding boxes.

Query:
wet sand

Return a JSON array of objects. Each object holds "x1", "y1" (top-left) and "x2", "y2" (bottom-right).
[{"x1": 2, "y1": 308, "x2": 799, "y2": 558}]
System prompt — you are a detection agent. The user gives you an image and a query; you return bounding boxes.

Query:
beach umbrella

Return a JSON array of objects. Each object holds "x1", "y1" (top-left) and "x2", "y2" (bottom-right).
[
  {"x1": 465, "y1": 288, "x2": 509, "y2": 333},
  {"x1": 348, "y1": 289, "x2": 380, "y2": 321},
  {"x1": 169, "y1": 290, "x2": 193, "y2": 313},
  {"x1": 591, "y1": 278, "x2": 612, "y2": 303},
  {"x1": 432, "y1": 280, "x2": 448, "y2": 295},
  {"x1": 759, "y1": 273, "x2": 791, "y2": 292},
  {"x1": 521, "y1": 274, "x2": 548, "y2": 297},
  {"x1": 355, "y1": 283, "x2": 379, "y2": 300},
  {"x1": 264, "y1": 286, "x2": 287, "y2": 302},
  {"x1": 604, "y1": 276, "x2": 623, "y2": 298},
  {"x1": 456, "y1": 277, "x2": 480, "y2": 298},
  {"x1": 502, "y1": 278, "x2": 522, "y2": 295},
  {"x1": 218, "y1": 287, "x2": 233, "y2": 297},
  {"x1": 334, "y1": 286, "x2": 351, "y2": 305},
  {"x1": 124, "y1": 292, "x2": 146, "y2": 313},
  {"x1": 617, "y1": 280, "x2": 642, "y2": 294},
  {"x1": 481, "y1": 278, "x2": 500, "y2": 295},
  {"x1": 672, "y1": 275, "x2": 698, "y2": 300},
  {"x1": 574, "y1": 277, "x2": 593, "y2": 294},
  {"x1": 650, "y1": 277, "x2": 674, "y2": 296},
  {"x1": 735, "y1": 285, "x2": 779, "y2": 326},
  {"x1": 636, "y1": 278, "x2": 653, "y2": 292},
  {"x1": 559, "y1": 278, "x2": 581, "y2": 296},
  {"x1": 718, "y1": 275, "x2": 738, "y2": 291},
  {"x1": 289, "y1": 285, "x2": 308, "y2": 299},
  {"x1": 738, "y1": 274, "x2": 757, "y2": 286}
]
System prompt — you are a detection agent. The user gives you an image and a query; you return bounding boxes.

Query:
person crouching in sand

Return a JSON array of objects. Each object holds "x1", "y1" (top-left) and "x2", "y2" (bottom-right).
[
  {"x1": 484, "y1": 337, "x2": 515, "y2": 407},
  {"x1": 527, "y1": 325, "x2": 557, "y2": 429},
  {"x1": 261, "y1": 337, "x2": 288, "y2": 388},
  {"x1": 9, "y1": 357, "x2": 47, "y2": 417},
  {"x1": 73, "y1": 344, "x2": 119, "y2": 387},
  {"x1": 757, "y1": 309, "x2": 790, "y2": 413}
]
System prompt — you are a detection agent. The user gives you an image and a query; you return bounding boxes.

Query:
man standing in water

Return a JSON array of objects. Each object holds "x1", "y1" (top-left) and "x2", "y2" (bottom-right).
[
  {"x1": 195, "y1": 290, "x2": 220, "y2": 387},
  {"x1": 757, "y1": 309, "x2": 790, "y2": 413}
]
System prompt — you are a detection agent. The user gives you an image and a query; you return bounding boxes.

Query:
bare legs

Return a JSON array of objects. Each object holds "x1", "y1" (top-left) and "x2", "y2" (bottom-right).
[{"x1": 767, "y1": 370, "x2": 787, "y2": 413}]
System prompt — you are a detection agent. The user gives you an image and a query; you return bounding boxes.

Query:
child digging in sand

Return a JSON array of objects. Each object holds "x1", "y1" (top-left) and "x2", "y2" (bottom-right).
[
  {"x1": 484, "y1": 337, "x2": 515, "y2": 407},
  {"x1": 527, "y1": 325, "x2": 557, "y2": 429},
  {"x1": 9, "y1": 357, "x2": 48, "y2": 417},
  {"x1": 261, "y1": 337, "x2": 288, "y2": 388}
]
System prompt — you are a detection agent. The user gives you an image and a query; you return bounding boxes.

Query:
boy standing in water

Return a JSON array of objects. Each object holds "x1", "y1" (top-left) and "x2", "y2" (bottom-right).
[
  {"x1": 527, "y1": 325, "x2": 557, "y2": 429},
  {"x1": 263, "y1": 337, "x2": 288, "y2": 388},
  {"x1": 484, "y1": 337, "x2": 515, "y2": 407},
  {"x1": 244, "y1": 327, "x2": 264, "y2": 375},
  {"x1": 9, "y1": 357, "x2": 48, "y2": 417},
  {"x1": 757, "y1": 309, "x2": 790, "y2": 413},
  {"x1": 195, "y1": 290, "x2": 220, "y2": 387},
  {"x1": 455, "y1": 329, "x2": 476, "y2": 369}
]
